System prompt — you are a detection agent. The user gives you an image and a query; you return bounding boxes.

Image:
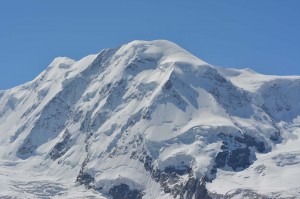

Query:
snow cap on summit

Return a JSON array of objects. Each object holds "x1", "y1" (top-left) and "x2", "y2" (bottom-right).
[
  {"x1": 120, "y1": 40, "x2": 209, "y2": 66},
  {"x1": 48, "y1": 56, "x2": 75, "y2": 69}
]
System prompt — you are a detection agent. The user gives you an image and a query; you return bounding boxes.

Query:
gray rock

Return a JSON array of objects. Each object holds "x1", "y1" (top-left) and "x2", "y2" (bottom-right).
[{"x1": 109, "y1": 184, "x2": 144, "y2": 199}]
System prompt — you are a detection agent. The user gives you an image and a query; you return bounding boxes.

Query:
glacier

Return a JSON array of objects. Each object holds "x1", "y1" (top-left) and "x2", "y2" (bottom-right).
[{"x1": 0, "y1": 40, "x2": 299, "y2": 198}]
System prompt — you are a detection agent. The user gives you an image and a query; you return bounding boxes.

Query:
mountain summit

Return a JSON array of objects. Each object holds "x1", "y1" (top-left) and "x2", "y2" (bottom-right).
[{"x1": 0, "y1": 40, "x2": 300, "y2": 198}]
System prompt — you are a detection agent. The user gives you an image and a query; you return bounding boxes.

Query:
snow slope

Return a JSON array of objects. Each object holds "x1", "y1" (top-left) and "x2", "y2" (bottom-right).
[{"x1": 0, "y1": 40, "x2": 299, "y2": 198}]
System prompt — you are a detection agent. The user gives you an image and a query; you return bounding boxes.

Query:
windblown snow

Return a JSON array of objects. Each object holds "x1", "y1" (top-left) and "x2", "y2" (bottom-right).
[{"x1": 0, "y1": 40, "x2": 299, "y2": 199}]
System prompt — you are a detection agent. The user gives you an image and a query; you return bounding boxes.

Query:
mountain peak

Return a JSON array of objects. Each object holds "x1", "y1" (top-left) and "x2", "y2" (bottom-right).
[
  {"x1": 48, "y1": 56, "x2": 75, "y2": 69},
  {"x1": 119, "y1": 40, "x2": 209, "y2": 66}
]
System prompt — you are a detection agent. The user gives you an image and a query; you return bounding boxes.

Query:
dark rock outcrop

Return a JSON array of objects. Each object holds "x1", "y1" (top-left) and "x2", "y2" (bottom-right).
[
  {"x1": 109, "y1": 184, "x2": 144, "y2": 199},
  {"x1": 49, "y1": 130, "x2": 72, "y2": 160},
  {"x1": 141, "y1": 155, "x2": 211, "y2": 199},
  {"x1": 213, "y1": 133, "x2": 266, "y2": 172}
]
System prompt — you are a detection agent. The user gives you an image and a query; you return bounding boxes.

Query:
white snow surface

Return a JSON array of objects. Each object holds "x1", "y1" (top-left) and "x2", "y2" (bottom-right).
[{"x1": 0, "y1": 40, "x2": 300, "y2": 198}]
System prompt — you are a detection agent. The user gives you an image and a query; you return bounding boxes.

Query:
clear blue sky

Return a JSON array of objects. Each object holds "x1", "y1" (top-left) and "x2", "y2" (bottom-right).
[{"x1": 1, "y1": 1, "x2": 300, "y2": 89}]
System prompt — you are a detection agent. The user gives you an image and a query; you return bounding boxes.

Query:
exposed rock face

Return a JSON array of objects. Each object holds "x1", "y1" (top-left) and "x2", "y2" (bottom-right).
[
  {"x1": 49, "y1": 130, "x2": 72, "y2": 160},
  {"x1": 109, "y1": 184, "x2": 144, "y2": 199},
  {"x1": 140, "y1": 151, "x2": 211, "y2": 199},
  {"x1": 76, "y1": 170, "x2": 95, "y2": 189},
  {"x1": 213, "y1": 133, "x2": 266, "y2": 172}
]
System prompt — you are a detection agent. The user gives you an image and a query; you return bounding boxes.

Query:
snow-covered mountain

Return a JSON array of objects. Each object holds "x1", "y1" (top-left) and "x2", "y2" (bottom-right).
[{"x1": 0, "y1": 40, "x2": 300, "y2": 199}]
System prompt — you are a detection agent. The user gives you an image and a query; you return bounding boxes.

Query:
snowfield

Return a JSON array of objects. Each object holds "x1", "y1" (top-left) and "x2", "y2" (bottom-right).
[{"x1": 0, "y1": 40, "x2": 299, "y2": 198}]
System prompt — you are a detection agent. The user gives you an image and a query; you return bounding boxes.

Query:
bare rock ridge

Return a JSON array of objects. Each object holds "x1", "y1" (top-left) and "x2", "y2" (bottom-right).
[{"x1": 0, "y1": 40, "x2": 300, "y2": 198}]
